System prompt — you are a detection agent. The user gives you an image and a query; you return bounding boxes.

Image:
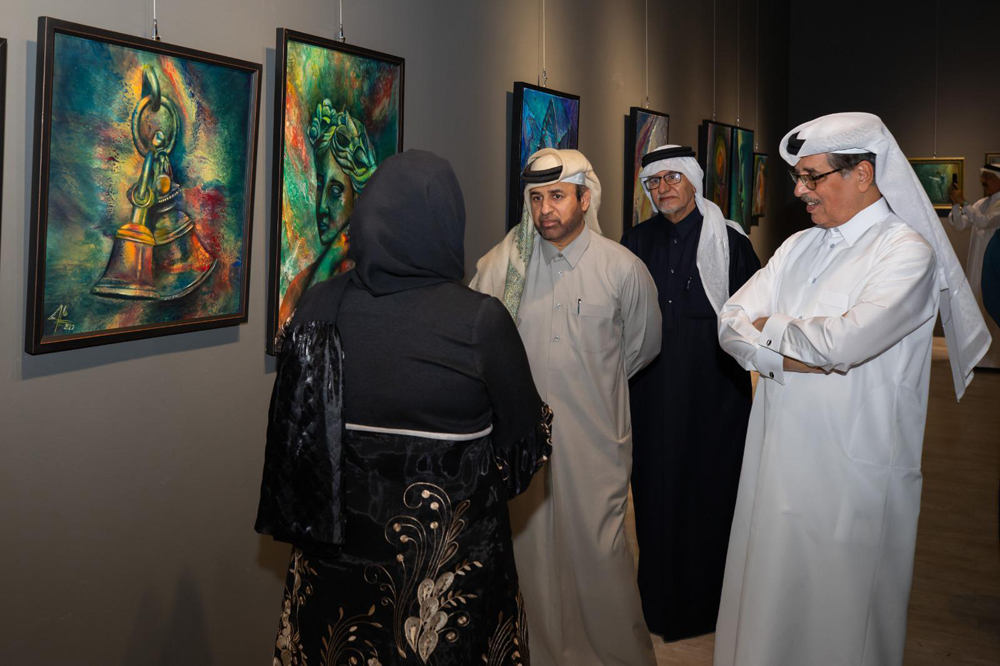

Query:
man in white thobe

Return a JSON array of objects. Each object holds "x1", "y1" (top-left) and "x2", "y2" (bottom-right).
[
  {"x1": 947, "y1": 162, "x2": 1000, "y2": 368},
  {"x1": 471, "y1": 148, "x2": 661, "y2": 666},
  {"x1": 714, "y1": 112, "x2": 991, "y2": 666}
]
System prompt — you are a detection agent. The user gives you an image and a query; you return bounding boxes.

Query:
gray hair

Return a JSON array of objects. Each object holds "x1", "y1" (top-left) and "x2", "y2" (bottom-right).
[{"x1": 828, "y1": 152, "x2": 877, "y2": 181}]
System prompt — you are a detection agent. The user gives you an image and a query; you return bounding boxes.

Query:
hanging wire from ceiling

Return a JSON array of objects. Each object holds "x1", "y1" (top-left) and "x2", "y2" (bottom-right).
[
  {"x1": 338, "y1": 0, "x2": 346, "y2": 42},
  {"x1": 644, "y1": 0, "x2": 650, "y2": 109},
  {"x1": 932, "y1": 3, "x2": 940, "y2": 158},
  {"x1": 712, "y1": 0, "x2": 717, "y2": 121},
  {"x1": 151, "y1": 0, "x2": 161, "y2": 41}
]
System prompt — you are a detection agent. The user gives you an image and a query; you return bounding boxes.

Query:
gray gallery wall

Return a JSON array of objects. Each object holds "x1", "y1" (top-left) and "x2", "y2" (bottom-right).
[
  {"x1": 0, "y1": 1, "x2": 791, "y2": 663},
  {"x1": 788, "y1": 0, "x2": 1000, "y2": 359}
]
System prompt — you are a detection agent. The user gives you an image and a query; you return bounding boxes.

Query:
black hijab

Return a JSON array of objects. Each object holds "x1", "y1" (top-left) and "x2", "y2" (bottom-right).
[{"x1": 348, "y1": 149, "x2": 466, "y2": 296}]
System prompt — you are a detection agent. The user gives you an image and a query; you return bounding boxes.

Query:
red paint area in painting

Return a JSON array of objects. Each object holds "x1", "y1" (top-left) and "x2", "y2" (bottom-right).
[
  {"x1": 183, "y1": 186, "x2": 229, "y2": 273},
  {"x1": 285, "y1": 92, "x2": 310, "y2": 168}
]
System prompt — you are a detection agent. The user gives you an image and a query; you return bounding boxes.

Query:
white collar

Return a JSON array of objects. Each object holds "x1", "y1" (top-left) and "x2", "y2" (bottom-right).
[{"x1": 828, "y1": 197, "x2": 889, "y2": 247}]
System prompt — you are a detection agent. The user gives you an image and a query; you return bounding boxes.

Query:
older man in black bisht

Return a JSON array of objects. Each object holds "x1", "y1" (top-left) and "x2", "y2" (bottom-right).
[{"x1": 620, "y1": 145, "x2": 760, "y2": 641}]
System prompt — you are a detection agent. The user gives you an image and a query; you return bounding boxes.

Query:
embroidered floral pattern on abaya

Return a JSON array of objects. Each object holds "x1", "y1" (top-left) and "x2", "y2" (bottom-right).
[{"x1": 365, "y1": 483, "x2": 482, "y2": 663}]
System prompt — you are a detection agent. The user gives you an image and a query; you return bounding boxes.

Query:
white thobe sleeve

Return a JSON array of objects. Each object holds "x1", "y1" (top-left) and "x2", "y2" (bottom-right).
[
  {"x1": 770, "y1": 236, "x2": 937, "y2": 374},
  {"x1": 949, "y1": 201, "x2": 1000, "y2": 232},
  {"x1": 718, "y1": 240, "x2": 790, "y2": 383},
  {"x1": 621, "y1": 258, "x2": 662, "y2": 378}
]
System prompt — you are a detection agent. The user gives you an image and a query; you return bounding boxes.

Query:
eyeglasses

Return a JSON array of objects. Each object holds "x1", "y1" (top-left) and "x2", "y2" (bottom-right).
[
  {"x1": 642, "y1": 172, "x2": 683, "y2": 191},
  {"x1": 788, "y1": 167, "x2": 843, "y2": 190}
]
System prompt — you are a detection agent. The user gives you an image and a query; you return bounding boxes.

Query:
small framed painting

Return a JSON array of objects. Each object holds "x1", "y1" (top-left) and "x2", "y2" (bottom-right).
[
  {"x1": 25, "y1": 17, "x2": 261, "y2": 354},
  {"x1": 508, "y1": 82, "x2": 580, "y2": 230},
  {"x1": 986, "y1": 153, "x2": 1000, "y2": 167},
  {"x1": 729, "y1": 126, "x2": 755, "y2": 231},
  {"x1": 751, "y1": 153, "x2": 768, "y2": 223},
  {"x1": 699, "y1": 120, "x2": 734, "y2": 217},
  {"x1": 623, "y1": 106, "x2": 669, "y2": 227},
  {"x1": 909, "y1": 157, "x2": 964, "y2": 212}
]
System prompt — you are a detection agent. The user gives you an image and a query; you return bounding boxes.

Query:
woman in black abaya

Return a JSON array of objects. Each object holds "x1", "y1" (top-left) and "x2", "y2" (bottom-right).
[{"x1": 257, "y1": 150, "x2": 551, "y2": 666}]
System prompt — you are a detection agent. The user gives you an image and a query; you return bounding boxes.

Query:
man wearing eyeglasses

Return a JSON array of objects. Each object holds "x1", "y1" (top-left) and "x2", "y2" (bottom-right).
[
  {"x1": 619, "y1": 145, "x2": 760, "y2": 642},
  {"x1": 714, "y1": 113, "x2": 990, "y2": 666}
]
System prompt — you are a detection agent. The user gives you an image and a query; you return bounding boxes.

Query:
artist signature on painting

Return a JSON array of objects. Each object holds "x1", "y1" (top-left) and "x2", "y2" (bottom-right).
[{"x1": 48, "y1": 305, "x2": 75, "y2": 333}]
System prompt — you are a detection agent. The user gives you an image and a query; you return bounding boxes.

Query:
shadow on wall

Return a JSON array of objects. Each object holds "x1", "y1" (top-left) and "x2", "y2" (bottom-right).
[
  {"x1": 257, "y1": 534, "x2": 292, "y2": 582},
  {"x1": 120, "y1": 572, "x2": 213, "y2": 666}
]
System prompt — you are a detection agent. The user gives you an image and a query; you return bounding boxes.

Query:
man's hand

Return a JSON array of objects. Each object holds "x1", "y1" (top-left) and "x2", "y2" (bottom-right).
[
  {"x1": 783, "y1": 357, "x2": 825, "y2": 374},
  {"x1": 753, "y1": 317, "x2": 768, "y2": 332},
  {"x1": 949, "y1": 185, "x2": 965, "y2": 205}
]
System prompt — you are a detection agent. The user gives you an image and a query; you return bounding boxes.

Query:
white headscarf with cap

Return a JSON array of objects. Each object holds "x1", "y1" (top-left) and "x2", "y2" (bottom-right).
[
  {"x1": 780, "y1": 112, "x2": 991, "y2": 399},
  {"x1": 981, "y1": 163, "x2": 1000, "y2": 180},
  {"x1": 638, "y1": 144, "x2": 748, "y2": 314},
  {"x1": 470, "y1": 148, "x2": 602, "y2": 317}
]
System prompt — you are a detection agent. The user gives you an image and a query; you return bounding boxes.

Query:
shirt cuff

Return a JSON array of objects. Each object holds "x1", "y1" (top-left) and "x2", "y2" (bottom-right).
[
  {"x1": 756, "y1": 346, "x2": 785, "y2": 384},
  {"x1": 754, "y1": 313, "x2": 795, "y2": 384}
]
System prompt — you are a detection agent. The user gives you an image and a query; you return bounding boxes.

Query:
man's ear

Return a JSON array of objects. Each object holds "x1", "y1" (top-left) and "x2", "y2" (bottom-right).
[
  {"x1": 856, "y1": 160, "x2": 876, "y2": 193},
  {"x1": 580, "y1": 187, "x2": 592, "y2": 212}
]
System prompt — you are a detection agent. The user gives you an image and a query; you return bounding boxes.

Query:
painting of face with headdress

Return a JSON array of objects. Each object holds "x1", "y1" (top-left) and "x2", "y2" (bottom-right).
[
  {"x1": 700, "y1": 120, "x2": 732, "y2": 217},
  {"x1": 268, "y1": 30, "x2": 403, "y2": 353},
  {"x1": 25, "y1": 18, "x2": 261, "y2": 354},
  {"x1": 508, "y1": 83, "x2": 580, "y2": 230}
]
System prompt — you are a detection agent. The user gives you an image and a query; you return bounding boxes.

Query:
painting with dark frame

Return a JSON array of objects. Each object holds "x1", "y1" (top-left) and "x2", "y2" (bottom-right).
[
  {"x1": 909, "y1": 157, "x2": 964, "y2": 212},
  {"x1": 751, "y1": 153, "x2": 768, "y2": 223},
  {"x1": 25, "y1": 17, "x2": 261, "y2": 355},
  {"x1": 623, "y1": 106, "x2": 669, "y2": 228},
  {"x1": 267, "y1": 29, "x2": 403, "y2": 354},
  {"x1": 729, "y1": 126, "x2": 755, "y2": 231},
  {"x1": 508, "y1": 82, "x2": 580, "y2": 230},
  {"x1": 699, "y1": 120, "x2": 734, "y2": 218}
]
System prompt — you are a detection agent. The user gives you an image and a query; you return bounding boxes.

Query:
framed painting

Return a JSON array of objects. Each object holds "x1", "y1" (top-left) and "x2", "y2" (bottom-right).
[
  {"x1": 751, "y1": 153, "x2": 768, "y2": 223},
  {"x1": 267, "y1": 29, "x2": 403, "y2": 353},
  {"x1": 25, "y1": 17, "x2": 261, "y2": 354},
  {"x1": 986, "y1": 153, "x2": 1000, "y2": 167},
  {"x1": 699, "y1": 120, "x2": 733, "y2": 217},
  {"x1": 909, "y1": 157, "x2": 963, "y2": 212},
  {"x1": 729, "y1": 126, "x2": 755, "y2": 231},
  {"x1": 508, "y1": 82, "x2": 580, "y2": 230},
  {"x1": 623, "y1": 106, "x2": 669, "y2": 228}
]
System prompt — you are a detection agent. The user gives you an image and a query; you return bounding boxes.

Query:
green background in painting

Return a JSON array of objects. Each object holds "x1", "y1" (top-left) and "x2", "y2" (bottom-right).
[
  {"x1": 911, "y1": 160, "x2": 963, "y2": 206},
  {"x1": 729, "y1": 127, "x2": 754, "y2": 230},
  {"x1": 41, "y1": 32, "x2": 254, "y2": 341},
  {"x1": 278, "y1": 39, "x2": 401, "y2": 303}
]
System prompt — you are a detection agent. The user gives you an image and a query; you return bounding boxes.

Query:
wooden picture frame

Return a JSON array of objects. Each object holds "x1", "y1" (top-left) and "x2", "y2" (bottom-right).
[
  {"x1": 622, "y1": 106, "x2": 669, "y2": 228},
  {"x1": 908, "y1": 157, "x2": 964, "y2": 212},
  {"x1": 266, "y1": 28, "x2": 404, "y2": 354},
  {"x1": 508, "y1": 82, "x2": 580, "y2": 231},
  {"x1": 25, "y1": 17, "x2": 261, "y2": 354}
]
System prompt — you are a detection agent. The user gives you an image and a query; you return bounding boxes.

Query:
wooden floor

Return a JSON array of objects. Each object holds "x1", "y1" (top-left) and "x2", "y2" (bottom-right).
[{"x1": 624, "y1": 343, "x2": 1000, "y2": 665}]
